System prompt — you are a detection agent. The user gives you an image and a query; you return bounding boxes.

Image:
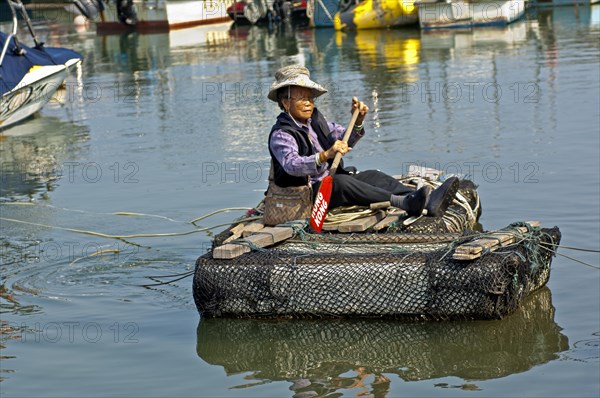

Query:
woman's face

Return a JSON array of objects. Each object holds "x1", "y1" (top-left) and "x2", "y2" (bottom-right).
[{"x1": 282, "y1": 86, "x2": 315, "y2": 124}]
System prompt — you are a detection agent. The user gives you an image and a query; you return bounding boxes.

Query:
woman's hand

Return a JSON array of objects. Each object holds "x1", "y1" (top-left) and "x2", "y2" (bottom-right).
[
  {"x1": 352, "y1": 96, "x2": 369, "y2": 126},
  {"x1": 325, "y1": 140, "x2": 351, "y2": 160}
]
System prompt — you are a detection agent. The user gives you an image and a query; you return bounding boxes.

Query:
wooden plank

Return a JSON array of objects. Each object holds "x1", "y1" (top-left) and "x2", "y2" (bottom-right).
[
  {"x1": 213, "y1": 243, "x2": 251, "y2": 259},
  {"x1": 242, "y1": 220, "x2": 265, "y2": 238},
  {"x1": 454, "y1": 233, "x2": 514, "y2": 255},
  {"x1": 370, "y1": 201, "x2": 391, "y2": 210},
  {"x1": 337, "y1": 211, "x2": 386, "y2": 233},
  {"x1": 453, "y1": 221, "x2": 541, "y2": 260},
  {"x1": 454, "y1": 221, "x2": 540, "y2": 255},
  {"x1": 321, "y1": 222, "x2": 341, "y2": 231},
  {"x1": 454, "y1": 221, "x2": 541, "y2": 256},
  {"x1": 452, "y1": 252, "x2": 482, "y2": 261},
  {"x1": 244, "y1": 226, "x2": 293, "y2": 247},
  {"x1": 373, "y1": 214, "x2": 401, "y2": 231},
  {"x1": 222, "y1": 222, "x2": 247, "y2": 244},
  {"x1": 213, "y1": 226, "x2": 294, "y2": 259}
]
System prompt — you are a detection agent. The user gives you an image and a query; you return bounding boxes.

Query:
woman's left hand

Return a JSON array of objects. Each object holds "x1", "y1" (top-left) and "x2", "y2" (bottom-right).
[{"x1": 351, "y1": 97, "x2": 369, "y2": 126}]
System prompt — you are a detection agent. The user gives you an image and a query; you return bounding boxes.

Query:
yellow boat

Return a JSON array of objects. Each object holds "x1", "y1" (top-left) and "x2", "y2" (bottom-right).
[{"x1": 333, "y1": 0, "x2": 418, "y2": 30}]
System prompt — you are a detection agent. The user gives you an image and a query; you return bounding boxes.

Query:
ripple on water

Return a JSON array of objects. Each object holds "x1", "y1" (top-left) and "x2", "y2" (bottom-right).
[{"x1": 1, "y1": 203, "x2": 198, "y2": 310}]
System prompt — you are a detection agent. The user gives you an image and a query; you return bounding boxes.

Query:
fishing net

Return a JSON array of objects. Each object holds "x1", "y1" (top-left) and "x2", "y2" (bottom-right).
[
  {"x1": 193, "y1": 224, "x2": 560, "y2": 320},
  {"x1": 193, "y1": 178, "x2": 561, "y2": 319}
]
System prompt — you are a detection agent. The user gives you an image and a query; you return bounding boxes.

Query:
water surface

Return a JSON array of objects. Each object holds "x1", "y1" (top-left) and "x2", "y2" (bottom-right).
[{"x1": 1, "y1": 6, "x2": 599, "y2": 397}]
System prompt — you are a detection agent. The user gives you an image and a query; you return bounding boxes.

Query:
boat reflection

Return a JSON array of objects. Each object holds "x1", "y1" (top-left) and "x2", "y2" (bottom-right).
[
  {"x1": 0, "y1": 116, "x2": 89, "y2": 199},
  {"x1": 419, "y1": 19, "x2": 532, "y2": 55},
  {"x1": 196, "y1": 287, "x2": 568, "y2": 395},
  {"x1": 0, "y1": 115, "x2": 89, "y2": 381},
  {"x1": 92, "y1": 22, "x2": 300, "y2": 73},
  {"x1": 334, "y1": 28, "x2": 422, "y2": 84},
  {"x1": 228, "y1": 23, "x2": 302, "y2": 59}
]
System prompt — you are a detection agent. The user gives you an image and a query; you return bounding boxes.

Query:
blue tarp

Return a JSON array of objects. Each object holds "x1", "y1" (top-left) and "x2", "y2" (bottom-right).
[{"x1": 0, "y1": 31, "x2": 82, "y2": 96}]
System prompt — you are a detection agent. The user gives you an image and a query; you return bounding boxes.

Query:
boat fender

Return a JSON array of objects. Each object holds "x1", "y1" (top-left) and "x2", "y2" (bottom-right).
[
  {"x1": 73, "y1": 0, "x2": 104, "y2": 20},
  {"x1": 117, "y1": 0, "x2": 138, "y2": 26}
]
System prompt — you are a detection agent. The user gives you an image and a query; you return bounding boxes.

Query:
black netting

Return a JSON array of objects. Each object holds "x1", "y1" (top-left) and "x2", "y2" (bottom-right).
[
  {"x1": 193, "y1": 226, "x2": 561, "y2": 320},
  {"x1": 196, "y1": 179, "x2": 559, "y2": 320}
]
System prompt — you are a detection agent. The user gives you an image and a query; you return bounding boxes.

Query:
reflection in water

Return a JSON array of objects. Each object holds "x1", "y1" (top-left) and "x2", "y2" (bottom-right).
[
  {"x1": 95, "y1": 23, "x2": 302, "y2": 70},
  {"x1": 337, "y1": 29, "x2": 422, "y2": 84},
  {"x1": 196, "y1": 288, "x2": 568, "y2": 396},
  {"x1": 0, "y1": 117, "x2": 90, "y2": 200},
  {"x1": 0, "y1": 113, "x2": 90, "y2": 382},
  {"x1": 91, "y1": 23, "x2": 302, "y2": 155},
  {"x1": 419, "y1": 20, "x2": 531, "y2": 56},
  {"x1": 225, "y1": 23, "x2": 304, "y2": 62}
]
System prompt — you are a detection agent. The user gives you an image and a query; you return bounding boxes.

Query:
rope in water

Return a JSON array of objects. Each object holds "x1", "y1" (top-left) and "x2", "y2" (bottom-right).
[
  {"x1": 538, "y1": 242, "x2": 600, "y2": 270},
  {"x1": 539, "y1": 242, "x2": 600, "y2": 253},
  {"x1": 190, "y1": 207, "x2": 253, "y2": 225},
  {"x1": 4, "y1": 201, "x2": 597, "y2": 275},
  {"x1": 0, "y1": 207, "x2": 260, "y2": 240}
]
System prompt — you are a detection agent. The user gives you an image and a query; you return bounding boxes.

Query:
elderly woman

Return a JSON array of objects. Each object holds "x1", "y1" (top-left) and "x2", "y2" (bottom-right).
[{"x1": 267, "y1": 64, "x2": 458, "y2": 218}]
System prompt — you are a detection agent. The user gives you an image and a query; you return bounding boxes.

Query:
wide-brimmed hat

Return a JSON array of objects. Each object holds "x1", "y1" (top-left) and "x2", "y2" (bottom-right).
[{"x1": 267, "y1": 65, "x2": 328, "y2": 102}]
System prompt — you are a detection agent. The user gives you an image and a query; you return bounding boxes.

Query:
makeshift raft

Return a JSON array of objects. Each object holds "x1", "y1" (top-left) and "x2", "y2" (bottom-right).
[{"x1": 193, "y1": 175, "x2": 561, "y2": 320}]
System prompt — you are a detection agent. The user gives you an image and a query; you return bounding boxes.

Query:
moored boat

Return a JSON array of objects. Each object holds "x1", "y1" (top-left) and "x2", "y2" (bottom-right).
[
  {"x1": 415, "y1": 0, "x2": 526, "y2": 29},
  {"x1": 534, "y1": 0, "x2": 599, "y2": 5},
  {"x1": 333, "y1": 0, "x2": 419, "y2": 30},
  {"x1": 307, "y1": 0, "x2": 338, "y2": 27},
  {"x1": 225, "y1": 0, "x2": 309, "y2": 25},
  {"x1": 1, "y1": 0, "x2": 82, "y2": 129},
  {"x1": 192, "y1": 171, "x2": 561, "y2": 320},
  {"x1": 227, "y1": 0, "x2": 271, "y2": 25},
  {"x1": 79, "y1": 0, "x2": 234, "y2": 33}
]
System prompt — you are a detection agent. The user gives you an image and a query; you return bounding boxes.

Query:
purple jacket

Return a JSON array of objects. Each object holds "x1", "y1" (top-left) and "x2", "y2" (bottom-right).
[{"x1": 269, "y1": 112, "x2": 364, "y2": 185}]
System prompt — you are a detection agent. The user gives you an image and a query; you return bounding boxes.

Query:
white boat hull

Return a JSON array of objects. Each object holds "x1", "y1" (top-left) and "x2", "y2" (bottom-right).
[
  {"x1": 0, "y1": 61, "x2": 79, "y2": 129},
  {"x1": 535, "y1": 0, "x2": 599, "y2": 6},
  {"x1": 416, "y1": 0, "x2": 526, "y2": 29},
  {"x1": 96, "y1": 0, "x2": 234, "y2": 32}
]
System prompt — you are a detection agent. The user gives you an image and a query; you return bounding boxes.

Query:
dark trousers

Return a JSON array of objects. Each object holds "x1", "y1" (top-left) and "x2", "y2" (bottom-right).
[{"x1": 312, "y1": 169, "x2": 414, "y2": 209}]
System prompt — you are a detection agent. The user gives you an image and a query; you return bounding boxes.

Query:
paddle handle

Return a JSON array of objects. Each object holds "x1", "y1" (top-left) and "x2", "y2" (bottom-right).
[
  {"x1": 330, "y1": 108, "x2": 360, "y2": 175},
  {"x1": 309, "y1": 107, "x2": 361, "y2": 233}
]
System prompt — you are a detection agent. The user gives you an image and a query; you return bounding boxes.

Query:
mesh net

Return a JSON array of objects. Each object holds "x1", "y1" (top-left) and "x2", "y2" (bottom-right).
[
  {"x1": 194, "y1": 179, "x2": 561, "y2": 320},
  {"x1": 193, "y1": 225, "x2": 560, "y2": 320}
]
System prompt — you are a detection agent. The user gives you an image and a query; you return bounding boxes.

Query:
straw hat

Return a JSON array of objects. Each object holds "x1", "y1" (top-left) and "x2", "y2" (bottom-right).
[{"x1": 267, "y1": 65, "x2": 328, "y2": 102}]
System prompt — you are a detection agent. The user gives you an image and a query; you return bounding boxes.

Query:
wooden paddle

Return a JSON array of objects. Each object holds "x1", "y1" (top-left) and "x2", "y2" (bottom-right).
[{"x1": 310, "y1": 107, "x2": 361, "y2": 232}]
